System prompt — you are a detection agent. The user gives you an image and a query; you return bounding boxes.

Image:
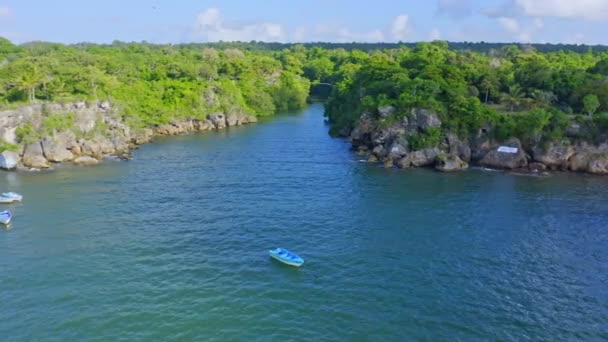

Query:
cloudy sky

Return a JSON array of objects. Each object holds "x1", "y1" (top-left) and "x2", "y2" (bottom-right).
[{"x1": 0, "y1": 0, "x2": 607, "y2": 44}]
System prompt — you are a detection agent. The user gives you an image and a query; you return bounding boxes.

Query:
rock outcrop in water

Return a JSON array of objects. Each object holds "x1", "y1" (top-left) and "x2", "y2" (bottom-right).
[
  {"x1": 345, "y1": 106, "x2": 608, "y2": 175},
  {"x1": 0, "y1": 101, "x2": 258, "y2": 171},
  {"x1": 480, "y1": 138, "x2": 528, "y2": 170}
]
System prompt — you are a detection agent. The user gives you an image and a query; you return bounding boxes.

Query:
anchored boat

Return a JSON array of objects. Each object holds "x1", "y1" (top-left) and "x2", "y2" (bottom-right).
[
  {"x1": 0, "y1": 210, "x2": 12, "y2": 225},
  {"x1": 0, "y1": 192, "x2": 22, "y2": 203},
  {"x1": 269, "y1": 248, "x2": 304, "y2": 267}
]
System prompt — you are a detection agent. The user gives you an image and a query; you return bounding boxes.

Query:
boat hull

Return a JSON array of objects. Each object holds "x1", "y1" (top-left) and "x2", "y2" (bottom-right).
[
  {"x1": 0, "y1": 211, "x2": 12, "y2": 225},
  {"x1": 269, "y1": 248, "x2": 304, "y2": 267},
  {"x1": 270, "y1": 254, "x2": 304, "y2": 267},
  {"x1": 1, "y1": 192, "x2": 22, "y2": 202}
]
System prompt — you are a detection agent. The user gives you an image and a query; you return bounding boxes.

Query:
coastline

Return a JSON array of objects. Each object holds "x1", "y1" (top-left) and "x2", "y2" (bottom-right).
[
  {"x1": 0, "y1": 101, "x2": 258, "y2": 172},
  {"x1": 342, "y1": 107, "x2": 608, "y2": 175}
]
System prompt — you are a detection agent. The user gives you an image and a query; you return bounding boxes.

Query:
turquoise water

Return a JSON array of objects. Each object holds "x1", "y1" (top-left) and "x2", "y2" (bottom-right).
[{"x1": 1, "y1": 104, "x2": 608, "y2": 341}]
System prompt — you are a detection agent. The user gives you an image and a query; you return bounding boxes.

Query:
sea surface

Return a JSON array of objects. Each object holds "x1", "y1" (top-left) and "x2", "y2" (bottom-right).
[{"x1": 1, "y1": 104, "x2": 607, "y2": 341}]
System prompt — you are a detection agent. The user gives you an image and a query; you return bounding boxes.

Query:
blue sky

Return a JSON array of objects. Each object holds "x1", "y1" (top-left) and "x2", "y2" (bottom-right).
[{"x1": 1, "y1": 0, "x2": 607, "y2": 44}]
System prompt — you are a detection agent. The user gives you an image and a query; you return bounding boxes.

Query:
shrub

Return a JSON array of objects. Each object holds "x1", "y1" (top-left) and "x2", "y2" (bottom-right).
[
  {"x1": 41, "y1": 112, "x2": 75, "y2": 136},
  {"x1": 0, "y1": 140, "x2": 20, "y2": 153},
  {"x1": 15, "y1": 122, "x2": 40, "y2": 145},
  {"x1": 409, "y1": 127, "x2": 442, "y2": 150}
]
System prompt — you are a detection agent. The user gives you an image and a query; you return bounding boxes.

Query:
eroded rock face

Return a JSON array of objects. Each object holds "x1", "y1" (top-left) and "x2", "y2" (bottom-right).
[
  {"x1": 0, "y1": 100, "x2": 259, "y2": 171},
  {"x1": 226, "y1": 113, "x2": 239, "y2": 126},
  {"x1": 350, "y1": 112, "x2": 375, "y2": 148},
  {"x1": 378, "y1": 105, "x2": 396, "y2": 119},
  {"x1": 587, "y1": 153, "x2": 608, "y2": 174},
  {"x1": 41, "y1": 137, "x2": 74, "y2": 163},
  {"x1": 532, "y1": 140, "x2": 574, "y2": 170},
  {"x1": 74, "y1": 109, "x2": 98, "y2": 133},
  {"x1": 435, "y1": 153, "x2": 469, "y2": 172},
  {"x1": 568, "y1": 151, "x2": 590, "y2": 172},
  {"x1": 446, "y1": 133, "x2": 472, "y2": 163},
  {"x1": 155, "y1": 124, "x2": 181, "y2": 135},
  {"x1": 387, "y1": 139, "x2": 409, "y2": 160},
  {"x1": 174, "y1": 120, "x2": 194, "y2": 132},
  {"x1": 207, "y1": 113, "x2": 227, "y2": 129},
  {"x1": 39, "y1": 131, "x2": 78, "y2": 162},
  {"x1": 409, "y1": 148, "x2": 442, "y2": 167},
  {"x1": 480, "y1": 138, "x2": 528, "y2": 170},
  {"x1": 411, "y1": 108, "x2": 441, "y2": 132},
  {"x1": 73, "y1": 156, "x2": 99, "y2": 165},
  {"x1": 193, "y1": 120, "x2": 213, "y2": 131},
  {"x1": 99, "y1": 101, "x2": 111, "y2": 111},
  {"x1": 22, "y1": 143, "x2": 50, "y2": 169},
  {"x1": 395, "y1": 148, "x2": 441, "y2": 168},
  {"x1": 79, "y1": 139, "x2": 103, "y2": 159}
]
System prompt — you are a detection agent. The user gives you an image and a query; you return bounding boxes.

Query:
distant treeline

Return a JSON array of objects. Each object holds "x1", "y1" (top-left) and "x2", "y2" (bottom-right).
[
  {"x1": 69, "y1": 41, "x2": 608, "y2": 54},
  {"x1": 3, "y1": 36, "x2": 608, "y2": 148}
]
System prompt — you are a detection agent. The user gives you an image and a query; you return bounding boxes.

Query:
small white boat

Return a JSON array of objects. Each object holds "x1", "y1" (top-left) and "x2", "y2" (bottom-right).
[
  {"x1": 0, "y1": 210, "x2": 12, "y2": 225},
  {"x1": 269, "y1": 248, "x2": 304, "y2": 267},
  {"x1": 2, "y1": 192, "x2": 22, "y2": 202},
  {"x1": 0, "y1": 196, "x2": 16, "y2": 204}
]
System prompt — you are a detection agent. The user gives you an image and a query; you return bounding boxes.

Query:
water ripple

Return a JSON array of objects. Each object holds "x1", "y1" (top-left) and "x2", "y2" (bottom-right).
[{"x1": 1, "y1": 104, "x2": 608, "y2": 340}]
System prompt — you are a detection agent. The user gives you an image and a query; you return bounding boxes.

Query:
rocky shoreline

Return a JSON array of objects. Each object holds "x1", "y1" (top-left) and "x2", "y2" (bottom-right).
[
  {"x1": 345, "y1": 106, "x2": 608, "y2": 175},
  {"x1": 0, "y1": 102, "x2": 257, "y2": 171}
]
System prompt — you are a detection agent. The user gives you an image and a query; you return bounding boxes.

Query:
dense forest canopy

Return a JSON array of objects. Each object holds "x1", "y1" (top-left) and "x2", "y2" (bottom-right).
[
  {"x1": 0, "y1": 38, "x2": 311, "y2": 127},
  {"x1": 1, "y1": 38, "x2": 608, "y2": 146}
]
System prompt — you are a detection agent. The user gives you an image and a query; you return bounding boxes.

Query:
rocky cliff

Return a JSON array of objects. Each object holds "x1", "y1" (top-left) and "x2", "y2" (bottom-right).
[
  {"x1": 347, "y1": 106, "x2": 608, "y2": 175},
  {"x1": 0, "y1": 101, "x2": 257, "y2": 170}
]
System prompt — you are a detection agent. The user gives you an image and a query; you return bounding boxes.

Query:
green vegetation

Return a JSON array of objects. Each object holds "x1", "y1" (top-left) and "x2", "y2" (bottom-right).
[
  {"x1": 0, "y1": 139, "x2": 20, "y2": 153},
  {"x1": 324, "y1": 41, "x2": 608, "y2": 145},
  {"x1": 583, "y1": 94, "x2": 600, "y2": 118},
  {"x1": 409, "y1": 128, "x2": 443, "y2": 150},
  {"x1": 0, "y1": 39, "x2": 313, "y2": 127},
  {"x1": 15, "y1": 122, "x2": 40, "y2": 145},
  {"x1": 1, "y1": 38, "x2": 608, "y2": 147},
  {"x1": 41, "y1": 112, "x2": 74, "y2": 136}
]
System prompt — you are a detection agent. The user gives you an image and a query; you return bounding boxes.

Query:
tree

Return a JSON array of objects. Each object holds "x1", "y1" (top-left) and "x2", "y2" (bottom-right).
[
  {"x1": 303, "y1": 56, "x2": 334, "y2": 82},
  {"x1": 501, "y1": 85, "x2": 525, "y2": 113},
  {"x1": 583, "y1": 94, "x2": 600, "y2": 118},
  {"x1": 530, "y1": 90, "x2": 557, "y2": 108},
  {"x1": 11, "y1": 57, "x2": 45, "y2": 103},
  {"x1": 480, "y1": 75, "x2": 498, "y2": 104}
]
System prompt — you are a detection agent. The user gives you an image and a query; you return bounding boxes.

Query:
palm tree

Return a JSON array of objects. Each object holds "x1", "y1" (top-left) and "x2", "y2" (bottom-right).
[
  {"x1": 481, "y1": 76, "x2": 494, "y2": 104},
  {"x1": 501, "y1": 85, "x2": 525, "y2": 113},
  {"x1": 530, "y1": 90, "x2": 557, "y2": 108}
]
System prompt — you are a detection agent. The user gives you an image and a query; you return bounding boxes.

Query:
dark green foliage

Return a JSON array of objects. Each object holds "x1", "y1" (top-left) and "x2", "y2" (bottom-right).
[
  {"x1": 3, "y1": 37, "x2": 608, "y2": 147},
  {"x1": 323, "y1": 41, "x2": 608, "y2": 147},
  {"x1": 0, "y1": 38, "x2": 312, "y2": 126},
  {"x1": 409, "y1": 127, "x2": 443, "y2": 150}
]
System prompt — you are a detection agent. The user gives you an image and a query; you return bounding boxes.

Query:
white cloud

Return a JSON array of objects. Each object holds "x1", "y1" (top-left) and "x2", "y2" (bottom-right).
[
  {"x1": 514, "y1": 0, "x2": 608, "y2": 20},
  {"x1": 390, "y1": 15, "x2": 410, "y2": 41},
  {"x1": 429, "y1": 28, "x2": 442, "y2": 41},
  {"x1": 196, "y1": 8, "x2": 221, "y2": 29},
  {"x1": 194, "y1": 8, "x2": 286, "y2": 42},
  {"x1": 294, "y1": 25, "x2": 385, "y2": 43},
  {"x1": 518, "y1": 32, "x2": 532, "y2": 42},
  {"x1": 533, "y1": 18, "x2": 544, "y2": 29},
  {"x1": 497, "y1": 17, "x2": 519, "y2": 33},
  {"x1": 194, "y1": 8, "x2": 408, "y2": 43},
  {"x1": 0, "y1": 7, "x2": 12, "y2": 17}
]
